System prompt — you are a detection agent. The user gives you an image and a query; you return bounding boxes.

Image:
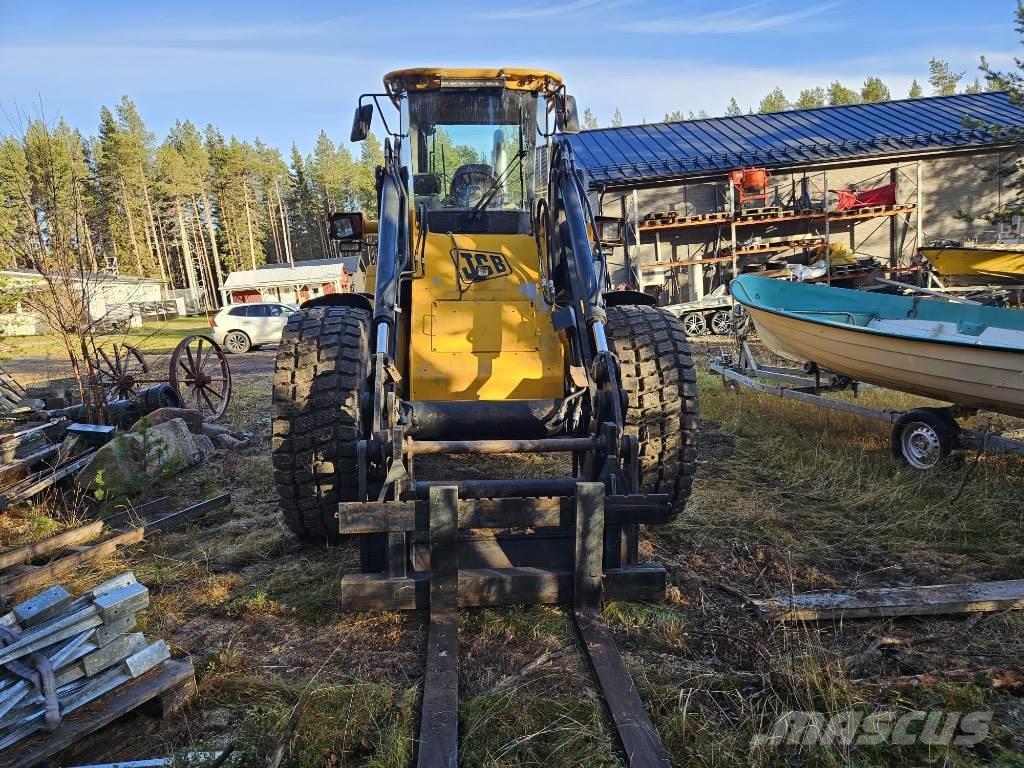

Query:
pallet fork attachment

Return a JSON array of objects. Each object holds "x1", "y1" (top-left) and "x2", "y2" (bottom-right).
[{"x1": 342, "y1": 482, "x2": 671, "y2": 767}]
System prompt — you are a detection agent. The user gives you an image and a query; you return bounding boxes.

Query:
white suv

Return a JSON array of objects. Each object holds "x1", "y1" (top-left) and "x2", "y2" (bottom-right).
[{"x1": 210, "y1": 302, "x2": 298, "y2": 353}]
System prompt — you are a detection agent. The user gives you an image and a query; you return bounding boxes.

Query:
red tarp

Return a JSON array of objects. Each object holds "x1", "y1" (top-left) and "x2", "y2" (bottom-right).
[{"x1": 831, "y1": 182, "x2": 897, "y2": 210}]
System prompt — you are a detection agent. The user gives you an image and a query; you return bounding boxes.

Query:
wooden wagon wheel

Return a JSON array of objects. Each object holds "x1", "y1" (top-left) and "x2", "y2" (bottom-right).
[
  {"x1": 169, "y1": 335, "x2": 232, "y2": 422},
  {"x1": 92, "y1": 342, "x2": 150, "y2": 403}
]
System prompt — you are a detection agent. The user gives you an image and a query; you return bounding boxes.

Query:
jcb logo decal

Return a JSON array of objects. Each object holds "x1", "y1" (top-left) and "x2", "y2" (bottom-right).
[{"x1": 456, "y1": 250, "x2": 510, "y2": 283}]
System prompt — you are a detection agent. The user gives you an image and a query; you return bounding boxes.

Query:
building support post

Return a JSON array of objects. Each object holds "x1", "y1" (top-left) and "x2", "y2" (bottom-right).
[
  {"x1": 823, "y1": 168, "x2": 831, "y2": 285},
  {"x1": 889, "y1": 166, "x2": 899, "y2": 268},
  {"x1": 729, "y1": 180, "x2": 738, "y2": 295},
  {"x1": 916, "y1": 159, "x2": 924, "y2": 254},
  {"x1": 632, "y1": 190, "x2": 641, "y2": 289}
]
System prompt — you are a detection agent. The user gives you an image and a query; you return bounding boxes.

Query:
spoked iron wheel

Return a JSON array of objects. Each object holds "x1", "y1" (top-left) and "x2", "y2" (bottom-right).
[
  {"x1": 92, "y1": 343, "x2": 150, "y2": 403},
  {"x1": 170, "y1": 335, "x2": 232, "y2": 422}
]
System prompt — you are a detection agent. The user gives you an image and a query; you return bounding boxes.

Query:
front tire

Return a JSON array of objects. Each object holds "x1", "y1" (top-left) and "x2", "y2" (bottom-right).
[
  {"x1": 271, "y1": 306, "x2": 369, "y2": 540},
  {"x1": 605, "y1": 305, "x2": 699, "y2": 520},
  {"x1": 223, "y1": 330, "x2": 251, "y2": 354}
]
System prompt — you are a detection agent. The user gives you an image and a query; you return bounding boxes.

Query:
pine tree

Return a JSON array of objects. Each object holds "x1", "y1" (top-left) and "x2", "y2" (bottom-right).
[
  {"x1": 355, "y1": 132, "x2": 384, "y2": 212},
  {"x1": 826, "y1": 81, "x2": 860, "y2": 106},
  {"x1": 725, "y1": 97, "x2": 743, "y2": 116},
  {"x1": 287, "y1": 145, "x2": 323, "y2": 260},
  {"x1": 908, "y1": 79, "x2": 924, "y2": 98},
  {"x1": 610, "y1": 108, "x2": 623, "y2": 128},
  {"x1": 663, "y1": 110, "x2": 686, "y2": 123},
  {"x1": 860, "y1": 77, "x2": 891, "y2": 103},
  {"x1": 758, "y1": 88, "x2": 788, "y2": 113},
  {"x1": 964, "y1": 77, "x2": 984, "y2": 94},
  {"x1": 582, "y1": 108, "x2": 599, "y2": 130},
  {"x1": 113, "y1": 97, "x2": 164, "y2": 279},
  {"x1": 793, "y1": 88, "x2": 826, "y2": 109},
  {"x1": 929, "y1": 58, "x2": 965, "y2": 96}
]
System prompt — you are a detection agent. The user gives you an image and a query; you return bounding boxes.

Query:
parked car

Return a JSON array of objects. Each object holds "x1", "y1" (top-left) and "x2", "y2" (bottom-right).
[{"x1": 209, "y1": 302, "x2": 298, "y2": 353}]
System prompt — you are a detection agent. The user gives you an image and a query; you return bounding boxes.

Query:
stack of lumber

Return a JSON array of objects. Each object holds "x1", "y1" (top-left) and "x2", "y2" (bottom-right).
[{"x1": 0, "y1": 573, "x2": 176, "y2": 752}]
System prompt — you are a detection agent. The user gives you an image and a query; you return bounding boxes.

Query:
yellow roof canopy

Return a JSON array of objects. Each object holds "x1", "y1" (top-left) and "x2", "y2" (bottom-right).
[{"x1": 384, "y1": 68, "x2": 564, "y2": 96}]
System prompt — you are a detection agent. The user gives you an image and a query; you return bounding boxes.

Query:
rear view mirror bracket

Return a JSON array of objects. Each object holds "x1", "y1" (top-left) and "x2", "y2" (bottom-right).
[
  {"x1": 351, "y1": 94, "x2": 406, "y2": 142},
  {"x1": 558, "y1": 94, "x2": 581, "y2": 135}
]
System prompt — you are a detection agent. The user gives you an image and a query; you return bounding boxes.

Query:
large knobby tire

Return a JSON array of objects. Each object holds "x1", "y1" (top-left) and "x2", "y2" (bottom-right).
[
  {"x1": 605, "y1": 305, "x2": 699, "y2": 520},
  {"x1": 271, "y1": 306, "x2": 369, "y2": 540}
]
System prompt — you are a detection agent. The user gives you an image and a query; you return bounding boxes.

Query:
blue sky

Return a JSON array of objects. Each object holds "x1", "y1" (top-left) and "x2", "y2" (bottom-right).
[{"x1": 1, "y1": 0, "x2": 1021, "y2": 153}]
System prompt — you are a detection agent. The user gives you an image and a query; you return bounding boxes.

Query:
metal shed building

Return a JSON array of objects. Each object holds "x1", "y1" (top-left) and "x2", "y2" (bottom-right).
[{"x1": 566, "y1": 91, "x2": 1024, "y2": 320}]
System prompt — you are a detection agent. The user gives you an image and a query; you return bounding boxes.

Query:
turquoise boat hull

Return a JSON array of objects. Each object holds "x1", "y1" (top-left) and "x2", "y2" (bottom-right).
[{"x1": 730, "y1": 274, "x2": 1024, "y2": 417}]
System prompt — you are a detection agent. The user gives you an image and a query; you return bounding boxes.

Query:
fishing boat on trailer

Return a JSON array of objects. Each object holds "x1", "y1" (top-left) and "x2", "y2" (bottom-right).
[{"x1": 730, "y1": 274, "x2": 1024, "y2": 419}]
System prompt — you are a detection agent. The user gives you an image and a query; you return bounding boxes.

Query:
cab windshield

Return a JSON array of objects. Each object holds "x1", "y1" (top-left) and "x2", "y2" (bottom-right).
[{"x1": 408, "y1": 88, "x2": 539, "y2": 234}]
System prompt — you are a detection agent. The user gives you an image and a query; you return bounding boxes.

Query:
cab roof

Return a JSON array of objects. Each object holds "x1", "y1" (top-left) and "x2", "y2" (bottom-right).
[{"x1": 384, "y1": 68, "x2": 564, "y2": 96}]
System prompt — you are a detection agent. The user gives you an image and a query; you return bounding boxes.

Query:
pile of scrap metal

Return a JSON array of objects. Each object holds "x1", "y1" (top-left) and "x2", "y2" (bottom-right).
[
  {"x1": 0, "y1": 338, "x2": 243, "y2": 510},
  {"x1": 0, "y1": 573, "x2": 195, "y2": 759},
  {"x1": 0, "y1": 379, "x2": 182, "y2": 512}
]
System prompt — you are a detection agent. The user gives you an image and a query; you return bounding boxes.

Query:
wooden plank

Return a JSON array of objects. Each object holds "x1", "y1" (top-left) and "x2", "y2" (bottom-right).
[
  {"x1": 0, "y1": 495, "x2": 228, "y2": 600},
  {"x1": 0, "y1": 520, "x2": 105, "y2": 571},
  {"x1": 102, "y1": 496, "x2": 171, "y2": 531},
  {"x1": 5, "y1": 660, "x2": 195, "y2": 768},
  {"x1": 338, "y1": 495, "x2": 670, "y2": 534},
  {"x1": 753, "y1": 579, "x2": 1024, "y2": 622},
  {"x1": 575, "y1": 610, "x2": 671, "y2": 767},
  {"x1": 416, "y1": 486, "x2": 458, "y2": 768},
  {"x1": 341, "y1": 565, "x2": 666, "y2": 611},
  {"x1": 0, "y1": 527, "x2": 146, "y2": 598},
  {"x1": 0, "y1": 452, "x2": 95, "y2": 510},
  {"x1": 0, "y1": 445, "x2": 60, "y2": 489},
  {"x1": 142, "y1": 493, "x2": 231, "y2": 534}
]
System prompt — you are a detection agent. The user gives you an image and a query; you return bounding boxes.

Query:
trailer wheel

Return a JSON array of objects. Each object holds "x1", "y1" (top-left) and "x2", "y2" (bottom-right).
[
  {"x1": 272, "y1": 305, "x2": 369, "y2": 540},
  {"x1": 891, "y1": 409, "x2": 959, "y2": 470},
  {"x1": 605, "y1": 305, "x2": 699, "y2": 519},
  {"x1": 682, "y1": 312, "x2": 707, "y2": 336},
  {"x1": 710, "y1": 310, "x2": 732, "y2": 335}
]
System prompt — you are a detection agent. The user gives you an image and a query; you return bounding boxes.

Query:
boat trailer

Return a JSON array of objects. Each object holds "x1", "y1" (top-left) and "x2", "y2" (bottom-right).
[
  {"x1": 338, "y1": 481, "x2": 673, "y2": 767},
  {"x1": 709, "y1": 340, "x2": 1024, "y2": 469}
]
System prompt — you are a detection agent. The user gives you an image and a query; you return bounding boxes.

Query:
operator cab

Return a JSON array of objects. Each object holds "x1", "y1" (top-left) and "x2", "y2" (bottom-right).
[
  {"x1": 379, "y1": 69, "x2": 577, "y2": 235},
  {"x1": 407, "y1": 86, "x2": 539, "y2": 234}
]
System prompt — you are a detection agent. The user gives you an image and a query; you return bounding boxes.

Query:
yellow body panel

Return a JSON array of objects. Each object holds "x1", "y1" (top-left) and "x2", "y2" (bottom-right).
[
  {"x1": 921, "y1": 246, "x2": 1024, "y2": 283},
  {"x1": 409, "y1": 232, "x2": 564, "y2": 401},
  {"x1": 384, "y1": 68, "x2": 563, "y2": 95}
]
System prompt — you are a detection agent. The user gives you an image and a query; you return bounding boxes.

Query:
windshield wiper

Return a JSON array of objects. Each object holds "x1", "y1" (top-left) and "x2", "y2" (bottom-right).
[{"x1": 470, "y1": 149, "x2": 525, "y2": 218}]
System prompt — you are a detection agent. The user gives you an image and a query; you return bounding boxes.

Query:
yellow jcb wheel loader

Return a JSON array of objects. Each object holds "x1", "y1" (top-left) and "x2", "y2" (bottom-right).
[{"x1": 271, "y1": 68, "x2": 698, "y2": 767}]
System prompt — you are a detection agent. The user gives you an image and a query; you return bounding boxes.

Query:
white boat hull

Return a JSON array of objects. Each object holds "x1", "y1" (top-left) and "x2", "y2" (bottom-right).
[{"x1": 746, "y1": 306, "x2": 1024, "y2": 418}]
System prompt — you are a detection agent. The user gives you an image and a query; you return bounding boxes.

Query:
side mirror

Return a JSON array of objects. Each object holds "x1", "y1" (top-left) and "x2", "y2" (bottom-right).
[
  {"x1": 329, "y1": 211, "x2": 364, "y2": 241},
  {"x1": 558, "y1": 94, "x2": 581, "y2": 134},
  {"x1": 350, "y1": 104, "x2": 373, "y2": 142}
]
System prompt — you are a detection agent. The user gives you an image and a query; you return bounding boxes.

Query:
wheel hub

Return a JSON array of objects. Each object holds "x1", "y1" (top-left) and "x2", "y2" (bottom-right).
[{"x1": 902, "y1": 423, "x2": 941, "y2": 469}]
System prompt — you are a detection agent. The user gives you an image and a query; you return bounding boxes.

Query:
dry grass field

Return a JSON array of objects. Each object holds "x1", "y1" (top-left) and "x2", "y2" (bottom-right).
[{"x1": 1, "y1": 335, "x2": 1022, "y2": 766}]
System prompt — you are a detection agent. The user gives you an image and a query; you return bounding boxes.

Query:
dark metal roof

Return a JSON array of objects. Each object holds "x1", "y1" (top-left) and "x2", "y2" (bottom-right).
[{"x1": 566, "y1": 91, "x2": 1024, "y2": 188}]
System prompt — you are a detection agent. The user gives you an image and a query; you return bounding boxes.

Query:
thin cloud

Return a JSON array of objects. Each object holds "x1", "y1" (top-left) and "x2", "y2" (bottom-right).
[
  {"x1": 622, "y1": 2, "x2": 840, "y2": 35},
  {"x1": 129, "y1": 18, "x2": 346, "y2": 43},
  {"x1": 476, "y1": 0, "x2": 616, "y2": 20}
]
